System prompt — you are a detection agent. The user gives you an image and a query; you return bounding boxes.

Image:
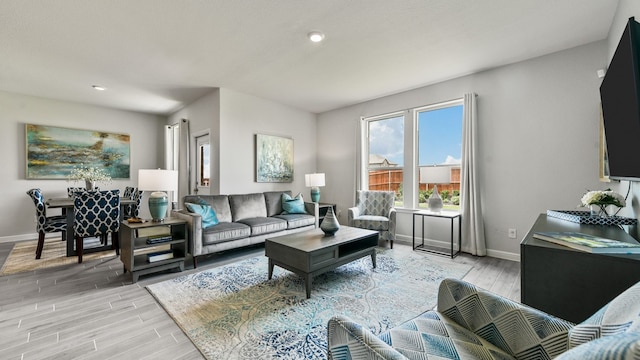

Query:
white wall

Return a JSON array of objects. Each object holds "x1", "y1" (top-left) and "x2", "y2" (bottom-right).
[
  {"x1": 167, "y1": 89, "x2": 221, "y2": 195},
  {"x1": 218, "y1": 89, "x2": 317, "y2": 196},
  {"x1": 0, "y1": 91, "x2": 165, "y2": 242},
  {"x1": 317, "y1": 41, "x2": 608, "y2": 260}
]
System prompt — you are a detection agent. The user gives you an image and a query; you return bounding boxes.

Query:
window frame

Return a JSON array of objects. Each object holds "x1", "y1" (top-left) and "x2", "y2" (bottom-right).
[{"x1": 360, "y1": 98, "x2": 463, "y2": 210}]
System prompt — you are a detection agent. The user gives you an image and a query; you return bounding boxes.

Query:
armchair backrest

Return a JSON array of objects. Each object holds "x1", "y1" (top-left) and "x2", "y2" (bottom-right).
[
  {"x1": 74, "y1": 190, "x2": 120, "y2": 237},
  {"x1": 26, "y1": 188, "x2": 47, "y2": 232},
  {"x1": 356, "y1": 190, "x2": 395, "y2": 217}
]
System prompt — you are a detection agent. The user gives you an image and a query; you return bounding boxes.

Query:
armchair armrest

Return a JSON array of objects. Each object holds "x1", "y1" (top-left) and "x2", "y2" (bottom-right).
[
  {"x1": 437, "y1": 278, "x2": 574, "y2": 359},
  {"x1": 388, "y1": 207, "x2": 396, "y2": 238},
  {"x1": 327, "y1": 316, "x2": 408, "y2": 360},
  {"x1": 347, "y1": 206, "x2": 359, "y2": 225},
  {"x1": 304, "y1": 201, "x2": 320, "y2": 227},
  {"x1": 171, "y1": 209, "x2": 203, "y2": 257}
]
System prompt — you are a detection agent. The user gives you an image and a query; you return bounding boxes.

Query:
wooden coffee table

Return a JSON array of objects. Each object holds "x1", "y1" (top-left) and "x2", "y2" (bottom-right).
[{"x1": 265, "y1": 226, "x2": 379, "y2": 298}]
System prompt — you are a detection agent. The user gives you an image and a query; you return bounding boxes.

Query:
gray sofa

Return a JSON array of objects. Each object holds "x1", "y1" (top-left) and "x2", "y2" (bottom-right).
[{"x1": 172, "y1": 191, "x2": 318, "y2": 267}]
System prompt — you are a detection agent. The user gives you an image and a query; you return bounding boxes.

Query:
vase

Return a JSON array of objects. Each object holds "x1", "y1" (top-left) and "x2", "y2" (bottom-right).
[
  {"x1": 85, "y1": 180, "x2": 96, "y2": 191},
  {"x1": 320, "y1": 206, "x2": 340, "y2": 235},
  {"x1": 428, "y1": 185, "x2": 443, "y2": 212},
  {"x1": 590, "y1": 204, "x2": 611, "y2": 217}
]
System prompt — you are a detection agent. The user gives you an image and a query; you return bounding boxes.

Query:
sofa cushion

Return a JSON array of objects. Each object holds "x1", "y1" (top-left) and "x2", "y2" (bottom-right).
[
  {"x1": 184, "y1": 202, "x2": 219, "y2": 228},
  {"x1": 229, "y1": 193, "x2": 267, "y2": 221},
  {"x1": 281, "y1": 193, "x2": 307, "y2": 214},
  {"x1": 236, "y1": 217, "x2": 287, "y2": 236},
  {"x1": 379, "y1": 311, "x2": 515, "y2": 360},
  {"x1": 184, "y1": 195, "x2": 232, "y2": 223},
  {"x1": 202, "y1": 222, "x2": 251, "y2": 245},
  {"x1": 274, "y1": 214, "x2": 315, "y2": 229},
  {"x1": 264, "y1": 191, "x2": 292, "y2": 217}
]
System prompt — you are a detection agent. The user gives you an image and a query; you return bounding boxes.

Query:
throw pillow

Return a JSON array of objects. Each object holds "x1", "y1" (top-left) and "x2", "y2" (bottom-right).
[
  {"x1": 281, "y1": 193, "x2": 307, "y2": 214},
  {"x1": 185, "y1": 202, "x2": 219, "y2": 228}
]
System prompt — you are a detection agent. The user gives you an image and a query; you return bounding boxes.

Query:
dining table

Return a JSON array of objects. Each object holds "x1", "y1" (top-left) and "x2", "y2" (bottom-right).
[{"x1": 46, "y1": 197, "x2": 137, "y2": 257}]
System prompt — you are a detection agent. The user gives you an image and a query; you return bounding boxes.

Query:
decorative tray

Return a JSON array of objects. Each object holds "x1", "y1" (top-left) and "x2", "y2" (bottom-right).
[{"x1": 546, "y1": 210, "x2": 637, "y2": 226}]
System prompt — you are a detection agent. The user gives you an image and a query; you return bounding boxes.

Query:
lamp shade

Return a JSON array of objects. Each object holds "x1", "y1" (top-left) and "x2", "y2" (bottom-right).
[
  {"x1": 304, "y1": 173, "x2": 325, "y2": 187},
  {"x1": 138, "y1": 169, "x2": 178, "y2": 221},
  {"x1": 138, "y1": 169, "x2": 178, "y2": 192}
]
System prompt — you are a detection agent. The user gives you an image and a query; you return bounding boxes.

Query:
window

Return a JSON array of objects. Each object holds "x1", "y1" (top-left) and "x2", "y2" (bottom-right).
[
  {"x1": 195, "y1": 134, "x2": 210, "y2": 188},
  {"x1": 365, "y1": 113, "x2": 404, "y2": 207},
  {"x1": 362, "y1": 99, "x2": 463, "y2": 210},
  {"x1": 417, "y1": 102, "x2": 463, "y2": 210}
]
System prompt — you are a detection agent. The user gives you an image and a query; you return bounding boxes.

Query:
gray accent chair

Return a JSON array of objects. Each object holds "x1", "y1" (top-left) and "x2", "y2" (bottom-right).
[
  {"x1": 328, "y1": 278, "x2": 640, "y2": 360},
  {"x1": 348, "y1": 190, "x2": 396, "y2": 248}
]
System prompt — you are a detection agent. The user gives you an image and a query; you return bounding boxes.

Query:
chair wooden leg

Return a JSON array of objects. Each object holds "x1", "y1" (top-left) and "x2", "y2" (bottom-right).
[
  {"x1": 193, "y1": 256, "x2": 198, "y2": 269},
  {"x1": 112, "y1": 232, "x2": 120, "y2": 256},
  {"x1": 36, "y1": 232, "x2": 45, "y2": 259},
  {"x1": 76, "y1": 236, "x2": 83, "y2": 263},
  {"x1": 390, "y1": 239, "x2": 394, "y2": 249}
]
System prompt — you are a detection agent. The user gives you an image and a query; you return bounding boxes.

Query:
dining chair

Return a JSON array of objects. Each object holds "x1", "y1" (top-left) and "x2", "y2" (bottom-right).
[
  {"x1": 123, "y1": 186, "x2": 135, "y2": 199},
  {"x1": 26, "y1": 188, "x2": 67, "y2": 259},
  {"x1": 124, "y1": 190, "x2": 143, "y2": 219},
  {"x1": 73, "y1": 190, "x2": 120, "y2": 263},
  {"x1": 123, "y1": 188, "x2": 143, "y2": 219}
]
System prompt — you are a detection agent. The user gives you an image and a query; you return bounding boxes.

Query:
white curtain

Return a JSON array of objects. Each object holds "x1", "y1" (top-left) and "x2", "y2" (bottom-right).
[
  {"x1": 461, "y1": 93, "x2": 486, "y2": 256},
  {"x1": 165, "y1": 119, "x2": 190, "y2": 209}
]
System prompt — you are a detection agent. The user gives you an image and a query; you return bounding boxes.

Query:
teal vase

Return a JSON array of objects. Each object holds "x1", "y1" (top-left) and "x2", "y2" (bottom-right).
[{"x1": 320, "y1": 207, "x2": 340, "y2": 235}]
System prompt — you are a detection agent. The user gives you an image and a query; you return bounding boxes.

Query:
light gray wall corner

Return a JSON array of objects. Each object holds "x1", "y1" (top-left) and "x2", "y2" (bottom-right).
[
  {"x1": 318, "y1": 40, "x2": 608, "y2": 257},
  {"x1": 2, "y1": 91, "x2": 165, "y2": 238}
]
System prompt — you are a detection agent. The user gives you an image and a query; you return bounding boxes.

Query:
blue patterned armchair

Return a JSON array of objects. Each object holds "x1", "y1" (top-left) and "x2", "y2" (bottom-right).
[
  {"x1": 348, "y1": 190, "x2": 396, "y2": 248},
  {"x1": 328, "y1": 278, "x2": 640, "y2": 359}
]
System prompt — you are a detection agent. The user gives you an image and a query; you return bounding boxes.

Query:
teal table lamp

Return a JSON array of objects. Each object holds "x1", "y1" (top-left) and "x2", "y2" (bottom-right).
[
  {"x1": 304, "y1": 173, "x2": 325, "y2": 203},
  {"x1": 138, "y1": 169, "x2": 178, "y2": 222}
]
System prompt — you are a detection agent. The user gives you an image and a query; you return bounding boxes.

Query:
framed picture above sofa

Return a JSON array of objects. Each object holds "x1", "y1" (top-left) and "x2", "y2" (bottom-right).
[{"x1": 255, "y1": 134, "x2": 293, "y2": 183}]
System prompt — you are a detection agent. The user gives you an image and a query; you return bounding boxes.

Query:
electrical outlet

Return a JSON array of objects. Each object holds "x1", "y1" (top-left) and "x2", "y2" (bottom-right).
[{"x1": 508, "y1": 228, "x2": 517, "y2": 239}]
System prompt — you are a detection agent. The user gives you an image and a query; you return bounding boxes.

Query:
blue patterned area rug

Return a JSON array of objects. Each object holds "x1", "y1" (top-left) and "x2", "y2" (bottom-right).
[{"x1": 147, "y1": 246, "x2": 472, "y2": 359}]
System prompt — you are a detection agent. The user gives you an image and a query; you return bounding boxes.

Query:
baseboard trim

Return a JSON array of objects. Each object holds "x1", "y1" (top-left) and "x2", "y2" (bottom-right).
[{"x1": 395, "y1": 234, "x2": 520, "y2": 262}]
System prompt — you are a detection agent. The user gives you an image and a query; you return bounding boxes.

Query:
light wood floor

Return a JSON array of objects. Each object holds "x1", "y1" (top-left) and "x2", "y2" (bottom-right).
[{"x1": 0, "y1": 239, "x2": 520, "y2": 360}]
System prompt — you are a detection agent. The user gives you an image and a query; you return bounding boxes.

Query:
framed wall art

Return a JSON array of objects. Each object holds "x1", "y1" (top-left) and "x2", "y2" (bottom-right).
[
  {"x1": 255, "y1": 134, "x2": 293, "y2": 183},
  {"x1": 26, "y1": 124, "x2": 131, "y2": 179}
]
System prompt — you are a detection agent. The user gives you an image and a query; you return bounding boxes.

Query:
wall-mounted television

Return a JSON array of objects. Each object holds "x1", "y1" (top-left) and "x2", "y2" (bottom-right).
[{"x1": 600, "y1": 17, "x2": 640, "y2": 181}]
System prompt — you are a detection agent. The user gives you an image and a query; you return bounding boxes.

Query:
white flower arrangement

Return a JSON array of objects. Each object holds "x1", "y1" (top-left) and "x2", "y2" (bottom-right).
[
  {"x1": 580, "y1": 189, "x2": 625, "y2": 216},
  {"x1": 68, "y1": 165, "x2": 112, "y2": 183}
]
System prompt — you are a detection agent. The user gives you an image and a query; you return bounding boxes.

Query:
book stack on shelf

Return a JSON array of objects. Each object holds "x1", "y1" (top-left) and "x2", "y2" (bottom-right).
[
  {"x1": 147, "y1": 250, "x2": 174, "y2": 263},
  {"x1": 146, "y1": 234, "x2": 173, "y2": 244},
  {"x1": 533, "y1": 231, "x2": 640, "y2": 254}
]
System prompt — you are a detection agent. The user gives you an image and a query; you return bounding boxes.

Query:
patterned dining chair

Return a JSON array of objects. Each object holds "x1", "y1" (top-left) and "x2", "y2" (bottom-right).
[
  {"x1": 26, "y1": 188, "x2": 67, "y2": 259},
  {"x1": 73, "y1": 190, "x2": 120, "y2": 263},
  {"x1": 125, "y1": 190, "x2": 143, "y2": 219},
  {"x1": 123, "y1": 186, "x2": 135, "y2": 199},
  {"x1": 123, "y1": 189, "x2": 143, "y2": 219}
]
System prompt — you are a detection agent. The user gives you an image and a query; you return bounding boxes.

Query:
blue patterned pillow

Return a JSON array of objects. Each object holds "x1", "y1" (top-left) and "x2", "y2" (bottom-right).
[
  {"x1": 281, "y1": 193, "x2": 307, "y2": 214},
  {"x1": 185, "y1": 202, "x2": 219, "y2": 228}
]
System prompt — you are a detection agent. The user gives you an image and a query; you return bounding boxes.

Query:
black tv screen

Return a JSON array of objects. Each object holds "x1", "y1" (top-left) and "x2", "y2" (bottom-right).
[{"x1": 600, "y1": 17, "x2": 640, "y2": 181}]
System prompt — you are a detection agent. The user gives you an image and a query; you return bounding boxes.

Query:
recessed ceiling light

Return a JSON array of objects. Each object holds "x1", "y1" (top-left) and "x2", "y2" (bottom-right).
[
  {"x1": 92, "y1": 85, "x2": 106, "y2": 91},
  {"x1": 307, "y1": 31, "x2": 325, "y2": 43}
]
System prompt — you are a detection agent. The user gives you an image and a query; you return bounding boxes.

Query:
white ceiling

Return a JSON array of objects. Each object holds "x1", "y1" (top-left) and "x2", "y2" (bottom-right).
[{"x1": 0, "y1": 0, "x2": 619, "y2": 115}]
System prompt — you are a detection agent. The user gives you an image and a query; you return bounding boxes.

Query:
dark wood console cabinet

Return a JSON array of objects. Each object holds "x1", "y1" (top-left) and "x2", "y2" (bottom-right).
[{"x1": 521, "y1": 214, "x2": 640, "y2": 323}]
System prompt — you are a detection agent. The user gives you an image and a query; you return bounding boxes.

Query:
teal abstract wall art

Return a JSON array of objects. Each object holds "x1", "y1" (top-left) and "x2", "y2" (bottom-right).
[
  {"x1": 255, "y1": 134, "x2": 293, "y2": 183},
  {"x1": 26, "y1": 124, "x2": 130, "y2": 179}
]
